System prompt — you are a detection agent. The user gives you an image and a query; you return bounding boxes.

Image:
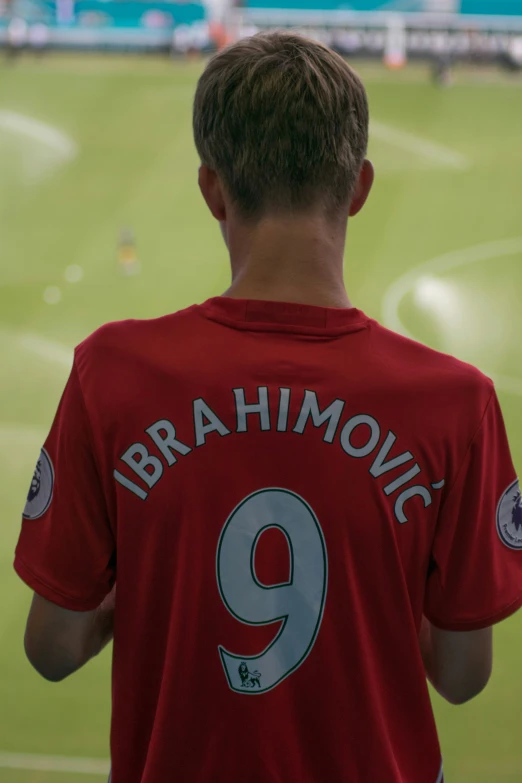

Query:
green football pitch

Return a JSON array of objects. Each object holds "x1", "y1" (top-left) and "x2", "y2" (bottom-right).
[{"x1": 0, "y1": 55, "x2": 521, "y2": 782}]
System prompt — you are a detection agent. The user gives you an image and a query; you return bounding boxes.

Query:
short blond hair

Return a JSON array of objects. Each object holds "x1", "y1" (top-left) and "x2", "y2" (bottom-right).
[{"x1": 193, "y1": 31, "x2": 369, "y2": 219}]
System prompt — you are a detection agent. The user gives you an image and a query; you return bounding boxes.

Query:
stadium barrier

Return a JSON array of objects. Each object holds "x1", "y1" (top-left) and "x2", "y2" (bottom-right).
[
  {"x1": 0, "y1": 0, "x2": 211, "y2": 52},
  {"x1": 1, "y1": 0, "x2": 522, "y2": 59},
  {"x1": 229, "y1": 0, "x2": 522, "y2": 67}
]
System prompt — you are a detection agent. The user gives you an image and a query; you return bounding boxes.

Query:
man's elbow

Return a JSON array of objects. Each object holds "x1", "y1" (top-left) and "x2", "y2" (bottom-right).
[
  {"x1": 24, "y1": 633, "x2": 77, "y2": 683},
  {"x1": 423, "y1": 622, "x2": 493, "y2": 707},
  {"x1": 442, "y1": 682, "x2": 487, "y2": 706},
  {"x1": 29, "y1": 662, "x2": 70, "y2": 683},
  {"x1": 448, "y1": 671, "x2": 491, "y2": 707},
  {"x1": 435, "y1": 660, "x2": 493, "y2": 706}
]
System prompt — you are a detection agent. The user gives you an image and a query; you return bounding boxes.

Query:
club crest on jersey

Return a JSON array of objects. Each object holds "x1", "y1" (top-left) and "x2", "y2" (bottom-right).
[
  {"x1": 23, "y1": 448, "x2": 54, "y2": 520},
  {"x1": 238, "y1": 662, "x2": 262, "y2": 689},
  {"x1": 497, "y1": 479, "x2": 522, "y2": 550}
]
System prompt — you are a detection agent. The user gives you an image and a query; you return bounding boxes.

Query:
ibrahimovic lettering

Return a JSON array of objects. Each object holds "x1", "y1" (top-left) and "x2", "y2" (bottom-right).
[{"x1": 113, "y1": 387, "x2": 445, "y2": 525}]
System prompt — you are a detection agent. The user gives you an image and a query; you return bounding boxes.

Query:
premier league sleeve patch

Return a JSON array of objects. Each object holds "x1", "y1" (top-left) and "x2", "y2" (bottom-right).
[
  {"x1": 23, "y1": 447, "x2": 54, "y2": 520},
  {"x1": 497, "y1": 479, "x2": 522, "y2": 551}
]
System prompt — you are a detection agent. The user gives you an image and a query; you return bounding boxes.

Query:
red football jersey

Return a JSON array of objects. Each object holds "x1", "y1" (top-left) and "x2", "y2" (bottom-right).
[{"x1": 15, "y1": 297, "x2": 522, "y2": 783}]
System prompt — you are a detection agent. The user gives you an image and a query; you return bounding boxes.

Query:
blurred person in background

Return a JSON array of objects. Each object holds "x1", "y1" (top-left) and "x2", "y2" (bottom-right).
[
  {"x1": 172, "y1": 23, "x2": 193, "y2": 56},
  {"x1": 431, "y1": 31, "x2": 453, "y2": 86},
  {"x1": 432, "y1": 54, "x2": 453, "y2": 86},
  {"x1": 6, "y1": 16, "x2": 27, "y2": 59},
  {"x1": 499, "y1": 36, "x2": 522, "y2": 71},
  {"x1": 14, "y1": 31, "x2": 522, "y2": 783},
  {"x1": 117, "y1": 227, "x2": 140, "y2": 276},
  {"x1": 28, "y1": 23, "x2": 50, "y2": 56}
]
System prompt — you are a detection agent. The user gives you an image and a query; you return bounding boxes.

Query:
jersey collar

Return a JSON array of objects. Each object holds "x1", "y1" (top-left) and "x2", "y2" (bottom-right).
[{"x1": 199, "y1": 297, "x2": 370, "y2": 337}]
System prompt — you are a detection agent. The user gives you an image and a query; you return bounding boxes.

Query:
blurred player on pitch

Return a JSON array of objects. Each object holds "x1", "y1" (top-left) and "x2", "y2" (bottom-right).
[
  {"x1": 15, "y1": 32, "x2": 522, "y2": 783},
  {"x1": 117, "y1": 227, "x2": 140, "y2": 276}
]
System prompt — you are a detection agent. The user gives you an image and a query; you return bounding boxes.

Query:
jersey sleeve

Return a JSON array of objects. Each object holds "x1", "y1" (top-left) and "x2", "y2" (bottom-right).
[
  {"x1": 424, "y1": 389, "x2": 522, "y2": 631},
  {"x1": 14, "y1": 358, "x2": 115, "y2": 611}
]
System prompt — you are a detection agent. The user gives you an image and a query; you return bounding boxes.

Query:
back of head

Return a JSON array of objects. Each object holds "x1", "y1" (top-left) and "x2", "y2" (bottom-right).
[{"x1": 193, "y1": 32, "x2": 369, "y2": 220}]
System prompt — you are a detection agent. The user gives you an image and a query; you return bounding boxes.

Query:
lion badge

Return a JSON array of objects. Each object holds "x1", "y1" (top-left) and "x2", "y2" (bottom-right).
[{"x1": 238, "y1": 662, "x2": 262, "y2": 689}]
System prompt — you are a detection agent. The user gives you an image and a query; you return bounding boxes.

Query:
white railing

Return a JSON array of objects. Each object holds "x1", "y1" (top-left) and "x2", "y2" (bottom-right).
[{"x1": 229, "y1": 7, "x2": 522, "y2": 31}]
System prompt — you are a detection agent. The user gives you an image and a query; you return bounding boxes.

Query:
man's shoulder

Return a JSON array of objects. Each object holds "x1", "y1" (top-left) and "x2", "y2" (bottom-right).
[
  {"x1": 74, "y1": 305, "x2": 201, "y2": 375},
  {"x1": 369, "y1": 320, "x2": 494, "y2": 403},
  {"x1": 76, "y1": 305, "x2": 200, "y2": 351}
]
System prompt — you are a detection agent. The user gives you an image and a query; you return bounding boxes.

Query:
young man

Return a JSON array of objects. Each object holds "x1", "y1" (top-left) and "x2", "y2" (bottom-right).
[{"x1": 15, "y1": 32, "x2": 522, "y2": 783}]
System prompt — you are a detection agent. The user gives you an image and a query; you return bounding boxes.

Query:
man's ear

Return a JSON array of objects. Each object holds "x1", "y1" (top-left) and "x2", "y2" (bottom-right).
[
  {"x1": 349, "y1": 160, "x2": 375, "y2": 217},
  {"x1": 198, "y1": 165, "x2": 227, "y2": 222}
]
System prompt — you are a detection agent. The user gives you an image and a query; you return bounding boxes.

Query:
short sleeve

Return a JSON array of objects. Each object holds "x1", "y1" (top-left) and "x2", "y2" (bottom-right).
[
  {"x1": 424, "y1": 390, "x2": 522, "y2": 631},
  {"x1": 14, "y1": 360, "x2": 115, "y2": 611}
]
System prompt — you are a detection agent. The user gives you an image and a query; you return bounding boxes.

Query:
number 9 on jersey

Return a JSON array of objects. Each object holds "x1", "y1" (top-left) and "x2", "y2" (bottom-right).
[{"x1": 216, "y1": 488, "x2": 328, "y2": 694}]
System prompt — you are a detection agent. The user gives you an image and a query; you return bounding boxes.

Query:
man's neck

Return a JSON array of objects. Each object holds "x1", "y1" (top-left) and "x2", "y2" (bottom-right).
[
  {"x1": 224, "y1": 278, "x2": 351, "y2": 309},
  {"x1": 222, "y1": 212, "x2": 352, "y2": 310}
]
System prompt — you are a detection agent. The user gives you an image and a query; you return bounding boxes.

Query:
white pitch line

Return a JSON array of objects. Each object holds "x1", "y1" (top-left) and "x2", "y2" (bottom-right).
[
  {"x1": 0, "y1": 110, "x2": 77, "y2": 160},
  {"x1": 18, "y1": 333, "x2": 74, "y2": 367},
  {"x1": 0, "y1": 751, "x2": 109, "y2": 775},
  {"x1": 371, "y1": 120, "x2": 470, "y2": 170},
  {"x1": 381, "y1": 236, "x2": 522, "y2": 397}
]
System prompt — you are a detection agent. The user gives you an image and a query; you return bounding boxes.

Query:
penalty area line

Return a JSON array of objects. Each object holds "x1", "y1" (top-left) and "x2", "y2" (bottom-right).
[
  {"x1": 381, "y1": 237, "x2": 522, "y2": 398},
  {"x1": 18, "y1": 333, "x2": 74, "y2": 368},
  {"x1": 0, "y1": 110, "x2": 78, "y2": 160},
  {"x1": 370, "y1": 121, "x2": 470, "y2": 170},
  {"x1": 0, "y1": 751, "x2": 110, "y2": 775}
]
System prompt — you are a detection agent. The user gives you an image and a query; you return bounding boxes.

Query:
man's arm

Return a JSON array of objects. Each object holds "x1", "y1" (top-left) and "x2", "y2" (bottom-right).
[
  {"x1": 419, "y1": 615, "x2": 492, "y2": 705},
  {"x1": 24, "y1": 586, "x2": 116, "y2": 682}
]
